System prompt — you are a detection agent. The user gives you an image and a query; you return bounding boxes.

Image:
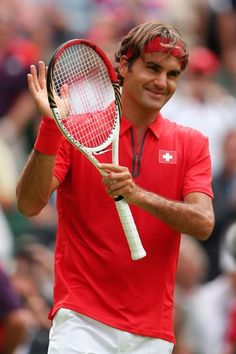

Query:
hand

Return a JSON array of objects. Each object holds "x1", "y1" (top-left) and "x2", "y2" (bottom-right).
[
  {"x1": 27, "y1": 61, "x2": 53, "y2": 118},
  {"x1": 28, "y1": 61, "x2": 70, "y2": 119},
  {"x1": 99, "y1": 163, "x2": 140, "y2": 204}
]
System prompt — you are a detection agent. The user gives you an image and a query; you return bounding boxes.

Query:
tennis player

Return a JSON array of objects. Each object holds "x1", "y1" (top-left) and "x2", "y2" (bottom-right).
[{"x1": 16, "y1": 21, "x2": 215, "y2": 354}]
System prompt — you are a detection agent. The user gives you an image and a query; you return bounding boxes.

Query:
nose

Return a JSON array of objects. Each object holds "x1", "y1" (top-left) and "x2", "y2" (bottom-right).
[{"x1": 153, "y1": 72, "x2": 167, "y2": 89}]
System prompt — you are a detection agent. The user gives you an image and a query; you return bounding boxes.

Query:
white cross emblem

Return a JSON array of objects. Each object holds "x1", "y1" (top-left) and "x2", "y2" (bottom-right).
[{"x1": 162, "y1": 152, "x2": 173, "y2": 162}]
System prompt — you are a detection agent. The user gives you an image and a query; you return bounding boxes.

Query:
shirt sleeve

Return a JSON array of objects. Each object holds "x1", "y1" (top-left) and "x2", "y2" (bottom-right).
[
  {"x1": 54, "y1": 138, "x2": 72, "y2": 183},
  {"x1": 183, "y1": 132, "x2": 214, "y2": 198}
]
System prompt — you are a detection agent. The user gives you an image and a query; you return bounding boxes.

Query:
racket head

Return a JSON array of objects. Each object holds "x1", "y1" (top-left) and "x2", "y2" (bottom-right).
[{"x1": 47, "y1": 39, "x2": 122, "y2": 153}]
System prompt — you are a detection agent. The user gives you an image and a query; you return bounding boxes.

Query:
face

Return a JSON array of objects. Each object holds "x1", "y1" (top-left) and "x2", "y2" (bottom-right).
[{"x1": 119, "y1": 52, "x2": 181, "y2": 114}]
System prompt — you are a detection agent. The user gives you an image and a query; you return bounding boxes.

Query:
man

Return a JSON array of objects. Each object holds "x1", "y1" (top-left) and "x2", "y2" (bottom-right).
[{"x1": 16, "y1": 21, "x2": 215, "y2": 354}]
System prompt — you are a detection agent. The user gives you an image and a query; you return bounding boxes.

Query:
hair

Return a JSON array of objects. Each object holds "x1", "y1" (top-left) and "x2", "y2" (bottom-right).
[{"x1": 115, "y1": 21, "x2": 189, "y2": 85}]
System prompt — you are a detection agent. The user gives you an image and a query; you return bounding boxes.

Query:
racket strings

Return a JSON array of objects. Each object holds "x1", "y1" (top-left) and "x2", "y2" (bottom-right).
[{"x1": 52, "y1": 44, "x2": 116, "y2": 148}]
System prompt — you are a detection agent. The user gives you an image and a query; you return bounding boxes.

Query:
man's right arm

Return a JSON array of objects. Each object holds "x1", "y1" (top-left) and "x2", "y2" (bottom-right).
[
  {"x1": 16, "y1": 61, "x2": 61, "y2": 217},
  {"x1": 16, "y1": 150, "x2": 59, "y2": 217}
]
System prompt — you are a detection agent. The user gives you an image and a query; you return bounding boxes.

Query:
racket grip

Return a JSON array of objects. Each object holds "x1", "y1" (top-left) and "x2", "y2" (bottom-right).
[{"x1": 115, "y1": 198, "x2": 146, "y2": 260}]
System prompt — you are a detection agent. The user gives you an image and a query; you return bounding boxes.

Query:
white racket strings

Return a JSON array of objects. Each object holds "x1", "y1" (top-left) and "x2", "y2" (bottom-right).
[{"x1": 52, "y1": 44, "x2": 116, "y2": 148}]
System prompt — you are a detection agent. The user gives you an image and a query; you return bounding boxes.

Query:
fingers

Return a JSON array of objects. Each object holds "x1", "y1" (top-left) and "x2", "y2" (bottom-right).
[
  {"x1": 98, "y1": 163, "x2": 127, "y2": 173},
  {"x1": 61, "y1": 83, "x2": 69, "y2": 98},
  {"x1": 106, "y1": 180, "x2": 130, "y2": 197},
  {"x1": 99, "y1": 164, "x2": 130, "y2": 183},
  {"x1": 38, "y1": 61, "x2": 47, "y2": 88},
  {"x1": 100, "y1": 165, "x2": 134, "y2": 198},
  {"x1": 30, "y1": 64, "x2": 41, "y2": 91},
  {"x1": 104, "y1": 176, "x2": 137, "y2": 205},
  {"x1": 27, "y1": 61, "x2": 46, "y2": 93},
  {"x1": 27, "y1": 71, "x2": 37, "y2": 97},
  {"x1": 27, "y1": 61, "x2": 53, "y2": 117}
]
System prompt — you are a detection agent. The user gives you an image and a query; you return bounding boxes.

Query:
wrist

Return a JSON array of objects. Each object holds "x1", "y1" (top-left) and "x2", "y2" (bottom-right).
[{"x1": 34, "y1": 116, "x2": 62, "y2": 155}]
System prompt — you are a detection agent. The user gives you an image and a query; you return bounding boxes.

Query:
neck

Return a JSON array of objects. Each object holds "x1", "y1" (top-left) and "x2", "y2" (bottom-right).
[{"x1": 122, "y1": 100, "x2": 159, "y2": 130}]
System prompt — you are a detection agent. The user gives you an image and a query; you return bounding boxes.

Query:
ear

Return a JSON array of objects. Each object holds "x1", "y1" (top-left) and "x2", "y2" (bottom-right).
[{"x1": 119, "y1": 55, "x2": 129, "y2": 78}]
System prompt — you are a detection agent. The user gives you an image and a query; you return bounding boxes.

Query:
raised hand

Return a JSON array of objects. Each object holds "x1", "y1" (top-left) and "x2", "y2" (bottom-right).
[
  {"x1": 28, "y1": 61, "x2": 71, "y2": 119},
  {"x1": 27, "y1": 61, "x2": 53, "y2": 118}
]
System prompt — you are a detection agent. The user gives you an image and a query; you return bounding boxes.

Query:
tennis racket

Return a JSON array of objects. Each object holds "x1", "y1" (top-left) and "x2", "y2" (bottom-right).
[{"x1": 47, "y1": 39, "x2": 146, "y2": 260}]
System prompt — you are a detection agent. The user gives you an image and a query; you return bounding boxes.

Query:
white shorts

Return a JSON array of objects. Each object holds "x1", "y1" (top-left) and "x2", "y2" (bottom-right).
[{"x1": 47, "y1": 308, "x2": 174, "y2": 354}]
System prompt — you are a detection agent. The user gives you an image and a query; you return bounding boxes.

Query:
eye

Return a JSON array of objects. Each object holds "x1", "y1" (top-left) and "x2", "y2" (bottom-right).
[
  {"x1": 147, "y1": 65, "x2": 155, "y2": 72},
  {"x1": 146, "y1": 63, "x2": 161, "y2": 73},
  {"x1": 168, "y1": 70, "x2": 180, "y2": 79}
]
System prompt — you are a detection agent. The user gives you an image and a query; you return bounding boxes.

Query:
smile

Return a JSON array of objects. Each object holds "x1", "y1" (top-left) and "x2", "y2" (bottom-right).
[{"x1": 145, "y1": 88, "x2": 165, "y2": 98}]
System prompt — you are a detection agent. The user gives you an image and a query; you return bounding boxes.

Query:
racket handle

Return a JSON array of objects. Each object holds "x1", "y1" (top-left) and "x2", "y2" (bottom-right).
[{"x1": 115, "y1": 198, "x2": 146, "y2": 260}]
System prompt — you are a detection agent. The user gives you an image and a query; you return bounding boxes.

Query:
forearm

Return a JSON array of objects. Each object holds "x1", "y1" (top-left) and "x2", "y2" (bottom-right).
[
  {"x1": 133, "y1": 187, "x2": 214, "y2": 240},
  {"x1": 16, "y1": 150, "x2": 56, "y2": 217},
  {"x1": 100, "y1": 163, "x2": 214, "y2": 240}
]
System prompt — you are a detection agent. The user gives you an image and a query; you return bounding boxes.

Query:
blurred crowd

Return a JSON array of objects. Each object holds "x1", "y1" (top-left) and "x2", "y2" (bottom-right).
[{"x1": 0, "y1": 0, "x2": 236, "y2": 353}]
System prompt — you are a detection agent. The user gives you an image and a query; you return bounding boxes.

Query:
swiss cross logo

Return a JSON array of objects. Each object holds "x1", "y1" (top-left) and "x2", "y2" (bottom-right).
[{"x1": 159, "y1": 150, "x2": 177, "y2": 164}]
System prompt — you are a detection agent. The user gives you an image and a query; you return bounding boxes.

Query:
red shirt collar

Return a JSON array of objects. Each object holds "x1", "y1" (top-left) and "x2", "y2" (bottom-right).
[{"x1": 120, "y1": 113, "x2": 165, "y2": 139}]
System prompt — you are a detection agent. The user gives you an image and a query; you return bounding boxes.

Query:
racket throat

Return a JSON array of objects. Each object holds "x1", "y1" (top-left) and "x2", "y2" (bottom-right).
[{"x1": 94, "y1": 148, "x2": 112, "y2": 155}]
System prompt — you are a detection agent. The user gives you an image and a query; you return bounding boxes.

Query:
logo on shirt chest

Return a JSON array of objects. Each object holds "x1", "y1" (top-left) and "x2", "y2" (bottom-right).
[{"x1": 159, "y1": 150, "x2": 177, "y2": 164}]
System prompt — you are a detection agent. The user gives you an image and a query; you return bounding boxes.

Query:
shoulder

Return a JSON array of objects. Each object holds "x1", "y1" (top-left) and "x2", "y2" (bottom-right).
[
  {"x1": 55, "y1": 137, "x2": 73, "y2": 163},
  {"x1": 163, "y1": 117, "x2": 208, "y2": 143},
  {"x1": 161, "y1": 117, "x2": 211, "y2": 169}
]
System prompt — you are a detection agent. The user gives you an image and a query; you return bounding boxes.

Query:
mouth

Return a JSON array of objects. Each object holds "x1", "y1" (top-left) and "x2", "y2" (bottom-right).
[{"x1": 145, "y1": 88, "x2": 166, "y2": 99}]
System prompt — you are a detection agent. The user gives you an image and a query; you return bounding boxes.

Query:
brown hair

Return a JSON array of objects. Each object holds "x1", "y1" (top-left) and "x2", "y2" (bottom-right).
[{"x1": 115, "y1": 21, "x2": 189, "y2": 85}]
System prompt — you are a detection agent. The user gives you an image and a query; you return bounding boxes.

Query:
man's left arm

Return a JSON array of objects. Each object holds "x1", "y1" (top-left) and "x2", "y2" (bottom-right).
[
  {"x1": 99, "y1": 163, "x2": 214, "y2": 241},
  {"x1": 126, "y1": 187, "x2": 214, "y2": 241}
]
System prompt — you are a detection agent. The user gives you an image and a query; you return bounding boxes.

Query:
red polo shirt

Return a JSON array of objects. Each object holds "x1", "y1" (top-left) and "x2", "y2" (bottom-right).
[{"x1": 50, "y1": 114, "x2": 213, "y2": 344}]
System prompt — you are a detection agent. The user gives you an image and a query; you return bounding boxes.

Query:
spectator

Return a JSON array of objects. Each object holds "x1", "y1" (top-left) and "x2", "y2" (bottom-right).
[
  {"x1": 0, "y1": 1, "x2": 40, "y2": 177},
  {"x1": 173, "y1": 236, "x2": 209, "y2": 354},
  {"x1": 12, "y1": 241, "x2": 54, "y2": 354},
  {"x1": 207, "y1": 129, "x2": 236, "y2": 280},
  {"x1": 0, "y1": 138, "x2": 18, "y2": 270},
  {"x1": 179, "y1": 222, "x2": 236, "y2": 354},
  {"x1": 205, "y1": 0, "x2": 236, "y2": 94},
  {"x1": 162, "y1": 46, "x2": 236, "y2": 177},
  {"x1": 0, "y1": 265, "x2": 28, "y2": 354}
]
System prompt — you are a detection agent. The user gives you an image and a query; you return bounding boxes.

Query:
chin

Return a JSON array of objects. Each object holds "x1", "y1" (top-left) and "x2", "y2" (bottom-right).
[
  {"x1": 144, "y1": 96, "x2": 167, "y2": 110},
  {"x1": 145, "y1": 101, "x2": 164, "y2": 112}
]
